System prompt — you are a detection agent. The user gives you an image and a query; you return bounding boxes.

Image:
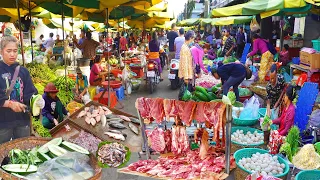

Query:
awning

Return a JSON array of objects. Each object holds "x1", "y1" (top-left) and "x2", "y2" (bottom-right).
[{"x1": 212, "y1": 0, "x2": 308, "y2": 17}]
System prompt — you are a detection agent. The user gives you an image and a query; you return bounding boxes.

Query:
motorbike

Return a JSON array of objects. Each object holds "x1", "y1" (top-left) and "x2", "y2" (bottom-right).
[
  {"x1": 146, "y1": 60, "x2": 161, "y2": 94},
  {"x1": 168, "y1": 59, "x2": 181, "y2": 90},
  {"x1": 159, "y1": 49, "x2": 167, "y2": 70}
]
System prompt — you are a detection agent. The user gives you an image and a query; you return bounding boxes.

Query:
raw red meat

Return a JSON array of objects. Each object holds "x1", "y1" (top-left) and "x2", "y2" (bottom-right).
[
  {"x1": 172, "y1": 126, "x2": 190, "y2": 155},
  {"x1": 135, "y1": 98, "x2": 152, "y2": 123},
  {"x1": 148, "y1": 127, "x2": 166, "y2": 152},
  {"x1": 194, "y1": 102, "x2": 208, "y2": 123},
  {"x1": 163, "y1": 129, "x2": 172, "y2": 153},
  {"x1": 176, "y1": 101, "x2": 197, "y2": 126},
  {"x1": 149, "y1": 98, "x2": 165, "y2": 124},
  {"x1": 199, "y1": 129, "x2": 209, "y2": 160},
  {"x1": 163, "y1": 99, "x2": 178, "y2": 120}
]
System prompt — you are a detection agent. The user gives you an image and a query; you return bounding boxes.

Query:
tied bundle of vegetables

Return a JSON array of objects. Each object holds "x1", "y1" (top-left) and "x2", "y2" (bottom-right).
[
  {"x1": 280, "y1": 142, "x2": 292, "y2": 161},
  {"x1": 53, "y1": 76, "x2": 76, "y2": 106},
  {"x1": 239, "y1": 87, "x2": 252, "y2": 97},
  {"x1": 32, "y1": 118, "x2": 51, "y2": 137},
  {"x1": 34, "y1": 83, "x2": 45, "y2": 95},
  {"x1": 285, "y1": 126, "x2": 300, "y2": 156}
]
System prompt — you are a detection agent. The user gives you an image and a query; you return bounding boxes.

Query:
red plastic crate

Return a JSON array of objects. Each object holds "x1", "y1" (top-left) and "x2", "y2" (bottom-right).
[
  {"x1": 93, "y1": 91, "x2": 117, "y2": 108},
  {"x1": 131, "y1": 67, "x2": 144, "y2": 78}
]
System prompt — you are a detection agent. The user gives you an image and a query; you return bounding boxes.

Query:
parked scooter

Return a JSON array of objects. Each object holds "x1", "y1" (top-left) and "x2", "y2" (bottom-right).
[
  {"x1": 168, "y1": 59, "x2": 181, "y2": 90},
  {"x1": 146, "y1": 60, "x2": 161, "y2": 94}
]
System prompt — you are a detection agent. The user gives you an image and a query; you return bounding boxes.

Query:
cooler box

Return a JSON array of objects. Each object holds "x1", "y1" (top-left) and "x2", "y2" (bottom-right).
[
  {"x1": 93, "y1": 91, "x2": 117, "y2": 108},
  {"x1": 114, "y1": 86, "x2": 125, "y2": 101}
]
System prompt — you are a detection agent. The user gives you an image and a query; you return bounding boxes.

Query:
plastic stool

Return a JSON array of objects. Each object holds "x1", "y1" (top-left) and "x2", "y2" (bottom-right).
[
  {"x1": 93, "y1": 91, "x2": 117, "y2": 108},
  {"x1": 114, "y1": 86, "x2": 125, "y2": 100}
]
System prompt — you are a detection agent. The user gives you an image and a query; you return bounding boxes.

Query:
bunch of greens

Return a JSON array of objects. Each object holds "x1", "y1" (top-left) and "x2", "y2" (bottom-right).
[
  {"x1": 27, "y1": 63, "x2": 57, "y2": 85},
  {"x1": 261, "y1": 115, "x2": 272, "y2": 131},
  {"x1": 32, "y1": 118, "x2": 51, "y2": 137},
  {"x1": 53, "y1": 76, "x2": 76, "y2": 106},
  {"x1": 34, "y1": 83, "x2": 45, "y2": 95},
  {"x1": 239, "y1": 87, "x2": 252, "y2": 97},
  {"x1": 227, "y1": 91, "x2": 236, "y2": 105},
  {"x1": 9, "y1": 147, "x2": 42, "y2": 165},
  {"x1": 279, "y1": 126, "x2": 300, "y2": 162}
]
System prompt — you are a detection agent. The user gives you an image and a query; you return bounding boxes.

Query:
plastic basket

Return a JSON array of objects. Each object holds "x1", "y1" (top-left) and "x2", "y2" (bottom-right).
[
  {"x1": 234, "y1": 148, "x2": 290, "y2": 178},
  {"x1": 295, "y1": 170, "x2": 320, "y2": 180},
  {"x1": 231, "y1": 127, "x2": 264, "y2": 146},
  {"x1": 233, "y1": 116, "x2": 259, "y2": 126},
  {"x1": 312, "y1": 39, "x2": 320, "y2": 52},
  {"x1": 259, "y1": 108, "x2": 267, "y2": 117}
]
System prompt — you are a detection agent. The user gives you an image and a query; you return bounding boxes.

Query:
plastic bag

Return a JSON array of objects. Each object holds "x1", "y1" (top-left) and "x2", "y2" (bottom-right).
[
  {"x1": 250, "y1": 17, "x2": 260, "y2": 32},
  {"x1": 179, "y1": 83, "x2": 192, "y2": 101},
  {"x1": 309, "y1": 109, "x2": 320, "y2": 127},
  {"x1": 240, "y1": 96, "x2": 260, "y2": 119},
  {"x1": 26, "y1": 152, "x2": 94, "y2": 180}
]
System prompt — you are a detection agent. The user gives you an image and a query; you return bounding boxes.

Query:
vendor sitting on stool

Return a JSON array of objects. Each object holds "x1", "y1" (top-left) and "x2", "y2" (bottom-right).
[
  {"x1": 266, "y1": 64, "x2": 286, "y2": 118},
  {"x1": 272, "y1": 85, "x2": 296, "y2": 136},
  {"x1": 73, "y1": 67, "x2": 88, "y2": 100},
  {"x1": 90, "y1": 55, "x2": 107, "y2": 86},
  {"x1": 42, "y1": 83, "x2": 69, "y2": 129},
  {"x1": 211, "y1": 63, "x2": 252, "y2": 101}
]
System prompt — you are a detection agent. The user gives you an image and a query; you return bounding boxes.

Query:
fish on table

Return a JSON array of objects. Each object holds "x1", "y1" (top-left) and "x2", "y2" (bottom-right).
[
  {"x1": 128, "y1": 123, "x2": 139, "y2": 135},
  {"x1": 104, "y1": 131, "x2": 126, "y2": 141},
  {"x1": 108, "y1": 122, "x2": 126, "y2": 129},
  {"x1": 129, "y1": 117, "x2": 141, "y2": 125}
]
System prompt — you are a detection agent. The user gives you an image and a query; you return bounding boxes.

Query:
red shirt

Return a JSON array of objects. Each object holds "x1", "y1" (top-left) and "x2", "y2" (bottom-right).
[
  {"x1": 106, "y1": 37, "x2": 113, "y2": 45},
  {"x1": 120, "y1": 37, "x2": 127, "y2": 51},
  {"x1": 89, "y1": 63, "x2": 102, "y2": 85}
]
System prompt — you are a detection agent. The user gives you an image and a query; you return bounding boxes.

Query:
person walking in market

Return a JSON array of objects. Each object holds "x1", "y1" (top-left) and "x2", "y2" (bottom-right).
[
  {"x1": 247, "y1": 33, "x2": 274, "y2": 82},
  {"x1": 148, "y1": 31, "x2": 163, "y2": 80},
  {"x1": 211, "y1": 63, "x2": 252, "y2": 101},
  {"x1": 266, "y1": 64, "x2": 286, "y2": 119},
  {"x1": 174, "y1": 28, "x2": 185, "y2": 59},
  {"x1": 0, "y1": 36, "x2": 39, "y2": 144},
  {"x1": 191, "y1": 43, "x2": 208, "y2": 77},
  {"x1": 178, "y1": 30, "x2": 195, "y2": 100},
  {"x1": 221, "y1": 29, "x2": 235, "y2": 57},
  {"x1": 167, "y1": 23, "x2": 178, "y2": 69},
  {"x1": 73, "y1": 31, "x2": 100, "y2": 68},
  {"x1": 236, "y1": 27, "x2": 246, "y2": 58},
  {"x1": 42, "y1": 83, "x2": 69, "y2": 129}
]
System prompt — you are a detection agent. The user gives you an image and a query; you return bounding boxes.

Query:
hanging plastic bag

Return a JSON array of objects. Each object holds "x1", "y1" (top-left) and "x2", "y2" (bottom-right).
[
  {"x1": 250, "y1": 16, "x2": 260, "y2": 32},
  {"x1": 182, "y1": 84, "x2": 192, "y2": 101}
]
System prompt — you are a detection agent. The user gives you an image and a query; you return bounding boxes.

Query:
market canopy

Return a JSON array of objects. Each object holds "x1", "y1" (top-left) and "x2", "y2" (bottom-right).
[
  {"x1": 305, "y1": 0, "x2": 320, "y2": 6},
  {"x1": 211, "y1": 0, "x2": 311, "y2": 18},
  {"x1": 178, "y1": 16, "x2": 253, "y2": 26}
]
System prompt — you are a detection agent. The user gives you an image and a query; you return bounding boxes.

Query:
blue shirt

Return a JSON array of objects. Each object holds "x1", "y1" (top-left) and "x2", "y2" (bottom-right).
[
  {"x1": 206, "y1": 35, "x2": 214, "y2": 45},
  {"x1": 42, "y1": 93, "x2": 68, "y2": 122},
  {"x1": 76, "y1": 75, "x2": 88, "y2": 92},
  {"x1": 167, "y1": 30, "x2": 178, "y2": 52},
  {"x1": 174, "y1": 37, "x2": 185, "y2": 59},
  {"x1": 217, "y1": 63, "x2": 246, "y2": 83}
]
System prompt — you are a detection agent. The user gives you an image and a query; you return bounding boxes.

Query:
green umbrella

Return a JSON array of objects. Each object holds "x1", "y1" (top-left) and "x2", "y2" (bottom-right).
[{"x1": 109, "y1": 6, "x2": 135, "y2": 19}]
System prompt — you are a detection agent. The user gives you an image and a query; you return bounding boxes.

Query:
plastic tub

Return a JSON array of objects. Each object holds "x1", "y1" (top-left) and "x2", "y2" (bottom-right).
[
  {"x1": 312, "y1": 39, "x2": 320, "y2": 51},
  {"x1": 295, "y1": 170, "x2": 320, "y2": 180},
  {"x1": 77, "y1": 58, "x2": 91, "y2": 67},
  {"x1": 233, "y1": 116, "x2": 260, "y2": 126},
  {"x1": 101, "y1": 80, "x2": 122, "y2": 89},
  {"x1": 259, "y1": 108, "x2": 267, "y2": 117}
]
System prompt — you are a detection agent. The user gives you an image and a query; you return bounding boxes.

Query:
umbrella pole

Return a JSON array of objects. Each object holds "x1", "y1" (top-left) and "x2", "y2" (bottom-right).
[
  {"x1": 106, "y1": 8, "x2": 111, "y2": 107},
  {"x1": 28, "y1": 0, "x2": 34, "y2": 61},
  {"x1": 16, "y1": 0, "x2": 25, "y2": 66},
  {"x1": 60, "y1": 0, "x2": 67, "y2": 89}
]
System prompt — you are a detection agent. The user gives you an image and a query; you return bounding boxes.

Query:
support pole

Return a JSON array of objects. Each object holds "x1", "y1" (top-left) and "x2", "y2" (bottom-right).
[
  {"x1": 137, "y1": 109, "x2": 150, "y2": 159},
  {"x1": 16, "y1": 0, "x2": 25, "y2": 66},
  {"x1": 279, "y1": 16, "x2": 284, "y2": 52},
  {"x1": 106, "y1": 8, "x2": 111, "y2": 107},
  {"x1": 28, "y1": 0, "x2": 34, "y2": 61},
  {"x1": 60, "y1": 1, "x2": 67, "y2": 89},
  {"x1": 225, "y1": 104, "x2": 232, "y2": 174}
]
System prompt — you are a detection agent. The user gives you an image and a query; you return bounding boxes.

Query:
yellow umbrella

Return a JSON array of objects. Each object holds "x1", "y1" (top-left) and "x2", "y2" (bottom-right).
[{"x1": 0, "y1": 8, "x2": 29, "y2": 22}]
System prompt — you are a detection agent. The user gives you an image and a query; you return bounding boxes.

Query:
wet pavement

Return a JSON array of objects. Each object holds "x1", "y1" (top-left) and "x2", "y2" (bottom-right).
[{"x1": 102, "y1": 70, "x2": 236, "y2": 180}]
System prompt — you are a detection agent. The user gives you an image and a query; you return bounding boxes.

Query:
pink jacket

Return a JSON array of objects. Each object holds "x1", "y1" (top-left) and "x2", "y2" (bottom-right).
[
  {"x1": 248, "y1": 38, "x2": 269, "y2": 56},
  {"x1": 191, "y1": 46, "x2": 208, "y2": 73},
  {"x1": 272, "y1": 103, "x2": 295, "y2": 136}
]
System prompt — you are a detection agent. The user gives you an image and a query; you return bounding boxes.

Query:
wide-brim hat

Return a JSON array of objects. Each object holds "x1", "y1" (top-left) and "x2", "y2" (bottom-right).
[{"x1": 44, "y1": 82, "x2": 59, "y2": 93}]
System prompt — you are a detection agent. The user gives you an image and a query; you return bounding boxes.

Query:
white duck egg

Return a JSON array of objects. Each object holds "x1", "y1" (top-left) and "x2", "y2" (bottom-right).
[
  {"x1": 272, "y1": 170, "x2": 278, "y2": 175},
  {"x1": 261, "y1": 171, "x2": 267, "y2": 176},
  {"x1": 240, "y1": 130, "x2": 244, "y2": 133},
  {"x1": 268, "y1": 172, "x2": 273, "y2": 176},
  {"x1": 280, "y1": 164, "x2": 285, "y2": 168},
  {"x1": 244, "y1": 164, "x2": 250, "y2": 169},
  {"x1": 278, "y1": 167, "x2": 283, "y2": 172},
  {"x1": 260, "y1": 163, "x2": 268, "y2": 168},
  {"x1": 272, "y1": 156, "x2": 278, "y2": 161}
]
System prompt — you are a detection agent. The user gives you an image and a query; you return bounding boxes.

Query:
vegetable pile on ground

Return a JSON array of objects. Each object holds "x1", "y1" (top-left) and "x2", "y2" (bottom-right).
[
  {"x1": 53, "y1": 76, "x2": 76, "y2": 106},
  {"x1": 279, "y1": 126, "x2": 300, "y2": 161},
  {"x1": 97, "y1": 142, "x2": 129, "y2": 168},
  {"x1": 26, "y1": 63, "x2": 57, "y2": 85},
  {"x1": 195, "y1": 74, "x2": 220, "y2": 89},
  {"x1": 239, "y1": 87, "x2": 252, "y2": 97},
  {"x1": 231, "y1": 129, "x2": 264, "y2": 145},
  {"x1": 238, "y1": 152, "x2": 285, "y2": 176},
  {"x1": 292, "y1": 144, "x2": 320, "y2": 170},
  {"x1": 192, "y1": 86, "x2": 217, "y2": 102},
  {"x1": 32, "y1": 118, "x2": 51, "y2": 137},
  {"x1": 1, "y1": 137, "x2": 93, "y2": 178}
]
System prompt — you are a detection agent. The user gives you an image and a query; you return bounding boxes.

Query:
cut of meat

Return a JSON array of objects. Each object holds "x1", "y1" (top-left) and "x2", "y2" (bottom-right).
[
  {"x1": 176, "y1": 101, "x2": 197, "y2": 126},
  {"x1": 199, "y1": 129, "x2": 209, "y2": 160},
  {"x1": 148, "y1": 127, "x2": 166, "y2": 152},
  {"x1": 172, "y1": 126, "x2": 190, "y2": 155},
  {"x1": 194, "y1": 102, "x2": 208, "y2": 123},
  {"x1": 149, "y1": 98, "x2": 165, "y2": 124},
  {"x1": 163, "y1": 129, "x2": 172, "y2": 153},
  {"x1": 135, "y1": 98, "x2": 151, "y2": 123},
  {"x1": 163, "y1": 99, "x2": 178, "y2": 120}
]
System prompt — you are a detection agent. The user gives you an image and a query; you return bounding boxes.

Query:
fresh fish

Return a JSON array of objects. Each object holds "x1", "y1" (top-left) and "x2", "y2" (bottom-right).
[
  {"x1": 108, "y1": 119, "x2": 124, "y2": 124},
  {"x1": 128, "y1": 123, "x2": 139, "y2": 135},
  {"x1": 129, "y1": 117, "x2": 141, "y2": 125},
  {"x1": 101, "y1": 115, "x2": 107, "y2": 127},
  {"x1": 104, "y1": 132, "x2": 125, "y2": 141},
  {"x1": 118, "y1": 115, "x2": 131, "y2": 122},
  {"x1": 106, "y1": 114, "x2": 118, "y2": 119},
  {"x1": 108, "y1": 122, "x2": 126, "y2": 129},
  {"x1": 106, "y1": 118, "x2": 122, "y2": 122},
  {"x1": 107, "y1": 129, "x2": 122, "y2": 134},
  {"x1": 77, "y1": 111, "x2": 86, "y2": 118}
]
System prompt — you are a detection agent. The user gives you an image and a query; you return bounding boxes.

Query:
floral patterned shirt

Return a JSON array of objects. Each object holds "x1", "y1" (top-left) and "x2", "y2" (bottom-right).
[
  {"x1": 178, "y1": 43, "x2": 194, "y2": 80},
  {"x1": 266, "y1": 74, "x2": 285, "y2": 108}
]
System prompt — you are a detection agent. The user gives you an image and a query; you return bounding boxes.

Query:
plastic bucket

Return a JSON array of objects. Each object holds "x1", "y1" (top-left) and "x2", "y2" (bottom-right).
[
  {"x1": 312, "y1": 39, "x2": 320, "y2": 51},
  {"x1": 77, "y1": 58, "x2": 91, "y2": 67}
]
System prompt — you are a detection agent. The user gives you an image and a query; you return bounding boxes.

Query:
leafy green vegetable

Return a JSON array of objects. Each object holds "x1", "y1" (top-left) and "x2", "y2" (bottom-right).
[
  {"x1": 34, "y1": 83, "x2": 45, "y2": 95},
  {"x1": 27, "y1": 62, "x2": 57, "y2": 85},
  {"x1": 227, "y1": 91, "x2": 236, "y2": 105},
  {"x1": 53, "y1": 76, "x2": 76, "y2": 106},
  {"x1": 32, "y1": 117, "x2": 51, "y2": 138},
  {"x1": 261, "y1": 115, "x2": 272, "y2": 130},
  {"x1": 280, "y1": 142, "x2": 293, "y2": 161},
  {"x1": 239, "y1": 87, "x2": 252, "y2": 97},
  {"x1": 286, "y1": 126, "x2": 300, "y2": 156}
]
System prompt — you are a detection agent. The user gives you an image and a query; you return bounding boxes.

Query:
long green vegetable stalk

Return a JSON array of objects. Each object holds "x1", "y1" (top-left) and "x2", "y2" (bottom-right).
[
  {"x1": 26, "y1": 62, "x2": 57, "y2": 85},
  {"x1": 53, "y1": 76, "x2": 76, "y2": 106}
]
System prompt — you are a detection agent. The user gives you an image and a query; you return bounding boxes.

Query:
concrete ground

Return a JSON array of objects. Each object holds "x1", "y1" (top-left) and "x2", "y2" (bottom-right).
[{"x1": 103, "y1": 70, "x2": 236, "y2": 180}]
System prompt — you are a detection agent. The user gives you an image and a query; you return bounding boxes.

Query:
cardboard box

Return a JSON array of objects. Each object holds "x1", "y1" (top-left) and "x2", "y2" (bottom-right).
[{"x1": 300, "y1": 51, "x2": 320, "y2": 69}]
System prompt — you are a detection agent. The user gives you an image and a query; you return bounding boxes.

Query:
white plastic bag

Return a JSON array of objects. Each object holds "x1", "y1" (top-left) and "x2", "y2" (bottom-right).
[{"x1": 240, "y1": 96, "x2": 260, "y2": 119}]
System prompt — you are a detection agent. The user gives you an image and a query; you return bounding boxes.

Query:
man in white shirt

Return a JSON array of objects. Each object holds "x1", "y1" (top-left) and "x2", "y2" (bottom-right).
[
  {"x1": 36, "y1": 34, "x2": 44, "y2": 46},
  {"x1": 42, "y1": 33, "x2": 55, "y2": 49}
]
